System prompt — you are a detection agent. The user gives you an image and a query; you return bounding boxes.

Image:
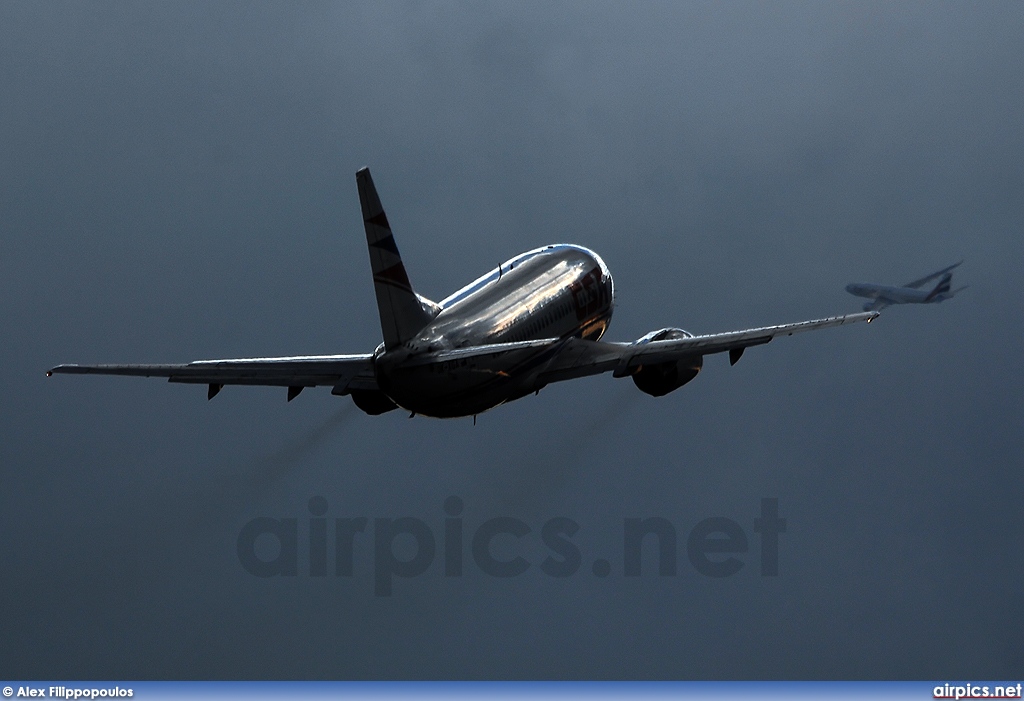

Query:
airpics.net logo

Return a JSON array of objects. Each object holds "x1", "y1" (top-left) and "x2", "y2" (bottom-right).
[
  {"x1": 934, "y1": 683, "x2": 1023, "y2": 699},
  {"x1": 236, "y1": 497, "x2": 787, "y2": 596}
]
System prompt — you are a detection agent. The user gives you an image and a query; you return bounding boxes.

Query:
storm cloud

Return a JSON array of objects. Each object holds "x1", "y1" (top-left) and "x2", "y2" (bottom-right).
[{"x1": 2, "y1": 1, "x2": 1023, "y2": 679}]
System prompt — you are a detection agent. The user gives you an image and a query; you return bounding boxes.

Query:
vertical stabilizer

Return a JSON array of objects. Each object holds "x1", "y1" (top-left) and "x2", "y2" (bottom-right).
[
  {"x1": 356, "y1": 167, "x2": 437, "y2": 349},
  {"x1": 924, "y1": 272, "x2": 953, "y2": 302}
]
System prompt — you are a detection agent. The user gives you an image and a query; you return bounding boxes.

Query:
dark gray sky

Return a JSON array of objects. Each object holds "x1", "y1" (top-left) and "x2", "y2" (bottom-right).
[{"x1": 3, "y1": 1, "x2": 1023, "y2": 680}]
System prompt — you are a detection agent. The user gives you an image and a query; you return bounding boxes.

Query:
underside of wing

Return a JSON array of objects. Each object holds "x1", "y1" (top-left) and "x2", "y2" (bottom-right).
[
  {"x1": 399, "y1": 338, "x2": 559, "y2": 367},
  {"x1": 625, "y1": 312, "x2": 878, "y2": 363},
  {"x1": 48, "y1": 354, "x2": 376, "y2": 399},
  {"x1": 537, "y1": 311, "x2": 879, "y2": 386}
]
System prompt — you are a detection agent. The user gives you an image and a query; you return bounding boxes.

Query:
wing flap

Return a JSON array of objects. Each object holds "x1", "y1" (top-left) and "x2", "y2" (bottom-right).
[{"x1": 862, "y1": 297, "x2": 892, "y2": 312}]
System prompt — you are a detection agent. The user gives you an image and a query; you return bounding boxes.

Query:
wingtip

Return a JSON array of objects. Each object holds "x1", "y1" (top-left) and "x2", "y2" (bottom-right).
[{"x1": 47, "y1": 364, "x2": 84, "y2": 375}]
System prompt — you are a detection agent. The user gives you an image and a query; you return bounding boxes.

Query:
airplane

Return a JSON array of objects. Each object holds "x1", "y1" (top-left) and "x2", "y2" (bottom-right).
[
  {"x1": 846, "y1": 261, "x2": 966, "y2": 312},
  {"x1": 48, "y1": 167, "x2": 878, "y2": 419}
]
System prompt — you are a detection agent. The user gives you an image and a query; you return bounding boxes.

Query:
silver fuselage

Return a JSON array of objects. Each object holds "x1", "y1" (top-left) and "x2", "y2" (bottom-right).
[{"x1": 375, "y1": 244, "x2": 614, "y2": 417}]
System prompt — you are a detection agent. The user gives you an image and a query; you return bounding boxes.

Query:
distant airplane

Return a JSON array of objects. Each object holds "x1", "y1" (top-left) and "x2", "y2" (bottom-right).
[
  {"x1": 48, "y1": 168, "x2": 877, "y2": 419},
  {"x1": 846, "y1": 261, "x2": 966, "y2": 312}
]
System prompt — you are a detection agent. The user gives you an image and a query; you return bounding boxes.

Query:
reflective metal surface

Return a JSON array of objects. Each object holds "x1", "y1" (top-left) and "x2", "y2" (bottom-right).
[{"x1": 376, "y1": 244, "x2": 614, "y2": 417}]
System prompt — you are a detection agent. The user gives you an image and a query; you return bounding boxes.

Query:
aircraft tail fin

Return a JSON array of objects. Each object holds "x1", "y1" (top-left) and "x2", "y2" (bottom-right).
[
  {"x1": 924, "y1": 272, "x2": 953, "y2": 302},
  {"x1": 905, "y1": 260, "x2": 963, "y2": 289},
  {"x1": 356, "y1": 168, "x2": 439, "y2": 349}
]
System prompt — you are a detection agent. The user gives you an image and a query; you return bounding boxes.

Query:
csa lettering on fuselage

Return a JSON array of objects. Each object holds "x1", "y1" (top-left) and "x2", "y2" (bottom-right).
[
  {"x1": 569, "y1": 267, "x2": 608, "y2": 321},
  {"x1": 432, "y1": 358, "x2": 469, "y2": 373}
]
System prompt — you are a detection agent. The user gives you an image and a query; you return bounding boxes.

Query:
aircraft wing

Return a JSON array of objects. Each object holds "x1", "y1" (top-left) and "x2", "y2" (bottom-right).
[
  {"x1": 904, "y1": 261, "x2": 963, "y2": 289},
  {"x1": 862, "y1": 297, "x2": 893, "y2": 312},
  {"x1": 50, "y1": 311, "x2": 875, "y2": 399},
  {"x1": 537, "y1": 311, "x2": 879, "y2": 385},
  {"x1": 47, "y1": 354, "x2": 376, "y2": 399}
]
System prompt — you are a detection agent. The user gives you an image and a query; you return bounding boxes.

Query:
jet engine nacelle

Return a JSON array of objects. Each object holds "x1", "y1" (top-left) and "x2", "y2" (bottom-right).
[
  {"x1": 350, "y1": 389, "x2": 398, "y2": 415},
  {"x1": 630, "y1": 328, "x2": 703, "y2": 397}
]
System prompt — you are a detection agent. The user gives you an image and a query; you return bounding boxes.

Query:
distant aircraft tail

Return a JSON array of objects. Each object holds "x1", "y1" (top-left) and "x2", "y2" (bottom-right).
[
  {"x1": 924, "y1": 272, "x2": 953, "y2": 302},
  {"x1": 904, "y1": 260, "x2": 963, "y2": 289},
  {"x1": 356, "y1": 167, "x2": 439, "y2": 349}
]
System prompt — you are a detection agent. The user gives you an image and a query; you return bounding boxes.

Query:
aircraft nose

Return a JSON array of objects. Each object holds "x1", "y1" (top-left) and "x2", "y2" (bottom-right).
[{"x1": 845, "y1": 283, "x2": 857, "y2": 293}]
